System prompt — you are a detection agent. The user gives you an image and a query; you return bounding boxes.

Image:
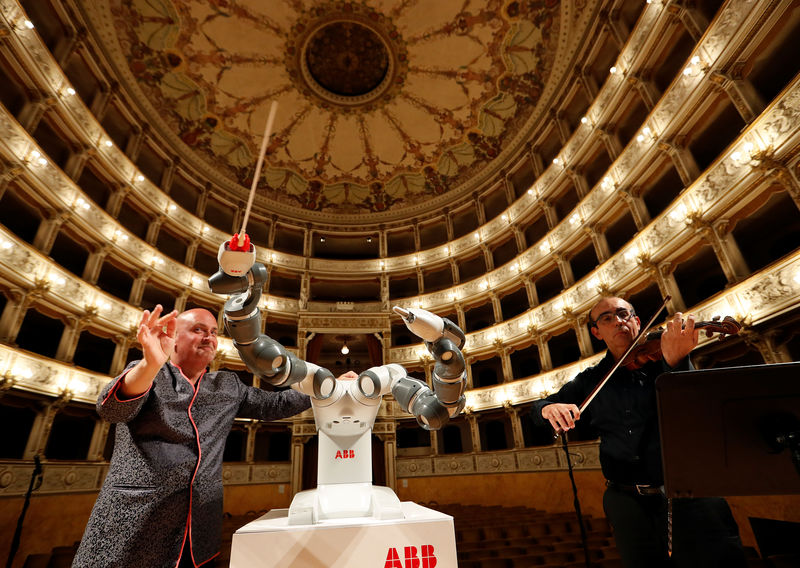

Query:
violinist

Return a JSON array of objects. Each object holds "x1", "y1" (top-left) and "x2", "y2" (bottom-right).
[{"x1": 530, "y1": 297, "x2": 746, "y2": 568}]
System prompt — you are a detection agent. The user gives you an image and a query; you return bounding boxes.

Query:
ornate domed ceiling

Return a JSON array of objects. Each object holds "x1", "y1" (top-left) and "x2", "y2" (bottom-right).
[{"x1": 94, "y1": 0, "x2": 571, "y2": 220}]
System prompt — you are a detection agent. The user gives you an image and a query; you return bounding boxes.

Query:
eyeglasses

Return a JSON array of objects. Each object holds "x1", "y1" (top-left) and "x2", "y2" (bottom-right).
[{"x1": 591, "y1": 307, "x2": 635, "y2": 327}]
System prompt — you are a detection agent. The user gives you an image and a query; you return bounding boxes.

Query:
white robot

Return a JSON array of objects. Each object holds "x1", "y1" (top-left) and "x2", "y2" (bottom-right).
[{"x1": 208, "y1": 235, "x2": 467, "y2": 525}]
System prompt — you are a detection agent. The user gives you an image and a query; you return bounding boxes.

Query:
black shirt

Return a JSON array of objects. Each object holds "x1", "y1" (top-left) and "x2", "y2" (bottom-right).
[{"x1": 530, "y1": 353, "x2": 690, "y2": 485}]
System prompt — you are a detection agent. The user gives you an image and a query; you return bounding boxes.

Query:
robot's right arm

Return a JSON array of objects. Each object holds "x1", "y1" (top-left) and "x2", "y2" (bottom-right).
[{"x1": 208, "y1": 237, "x2": 334, "y2": 396}]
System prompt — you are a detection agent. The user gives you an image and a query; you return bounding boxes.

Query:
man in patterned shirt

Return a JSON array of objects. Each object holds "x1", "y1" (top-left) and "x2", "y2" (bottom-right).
[{"x1": 74, "y1": 305, "x2": 310, "y2": 568}]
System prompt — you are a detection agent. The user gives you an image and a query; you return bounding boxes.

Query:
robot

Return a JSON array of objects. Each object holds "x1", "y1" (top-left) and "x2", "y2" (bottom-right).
[{"x1": 208, "y1": 235, "x2": 468, "y2": 524}]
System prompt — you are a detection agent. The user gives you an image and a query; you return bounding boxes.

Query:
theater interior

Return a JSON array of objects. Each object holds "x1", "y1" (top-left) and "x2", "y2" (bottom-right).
[{"x1": 1, "y1": 0, "x2": 799, "y2": 566}]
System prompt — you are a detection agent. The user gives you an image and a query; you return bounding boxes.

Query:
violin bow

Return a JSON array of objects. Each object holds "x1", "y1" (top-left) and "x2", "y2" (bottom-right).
[{"x1": 578, "y1": 295, "x2": 671, "y2": 414}]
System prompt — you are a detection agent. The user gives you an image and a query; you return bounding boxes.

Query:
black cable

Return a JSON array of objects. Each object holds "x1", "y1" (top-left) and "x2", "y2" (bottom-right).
[
  {"x1": 5, "y1": 455, "x2": 43, "y2": 568},
  {"x1": 561, "y1": 433, "x2": 591, "y2": 568}
]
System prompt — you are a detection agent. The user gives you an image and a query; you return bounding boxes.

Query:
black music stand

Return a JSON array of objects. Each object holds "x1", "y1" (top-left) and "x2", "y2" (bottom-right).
[{"x1": 656, "y1": 362, "x2": 800, "y2": 499}]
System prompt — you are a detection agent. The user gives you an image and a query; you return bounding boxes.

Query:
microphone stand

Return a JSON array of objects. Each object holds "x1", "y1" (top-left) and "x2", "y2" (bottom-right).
[
  {"x1": 560, "y1": 431, "x2": 591, "y2": 568},
  {"x1": 5, "y1": 455, "x2": 44, "y2": 568}
]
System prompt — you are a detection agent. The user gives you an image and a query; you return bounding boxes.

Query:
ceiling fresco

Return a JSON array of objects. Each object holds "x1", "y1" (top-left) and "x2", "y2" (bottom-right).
[{"x1": 109, "y1": 0, "x2": 560, "y2": 214}]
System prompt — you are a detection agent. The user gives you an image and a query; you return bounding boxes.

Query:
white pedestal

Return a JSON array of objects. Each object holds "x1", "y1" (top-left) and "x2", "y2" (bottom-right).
[{"x1": 230, "y1": 502, "x2": 457, "y2": 568}]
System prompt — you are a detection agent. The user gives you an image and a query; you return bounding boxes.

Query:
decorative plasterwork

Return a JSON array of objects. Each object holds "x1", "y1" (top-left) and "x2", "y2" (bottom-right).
[
  {"x1": 90, "y1": 0, "x2": 568, "y2": 216},
  {"x1": 0, "y1": 460, "x2": 289, "y2": 497},
  {"x1": 395, "y1": 441, "x2": 601, "y2": 478}
]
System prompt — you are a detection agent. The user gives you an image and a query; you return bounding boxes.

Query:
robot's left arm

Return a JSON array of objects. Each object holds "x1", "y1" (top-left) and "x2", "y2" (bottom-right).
[
  {"x1": 357, "y1": 308, "x2": 467, "y2": 430},
  {"x1": 208, "y1": 236, "x2": 334, "y2": 395}
]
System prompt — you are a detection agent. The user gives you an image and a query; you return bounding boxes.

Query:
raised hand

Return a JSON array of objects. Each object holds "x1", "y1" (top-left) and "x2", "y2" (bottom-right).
[
  {"x1": 137, "y1": 304, "x2": 178, "y2": 367},
  {"x1": 660, "y1": 311, "x2": 699, "y2": 368}
]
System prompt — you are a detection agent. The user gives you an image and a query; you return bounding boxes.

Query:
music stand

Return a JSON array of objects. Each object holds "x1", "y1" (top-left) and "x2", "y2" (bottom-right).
[{"x1": 656, "y1": 362, "x2": 800, "y2": 499}]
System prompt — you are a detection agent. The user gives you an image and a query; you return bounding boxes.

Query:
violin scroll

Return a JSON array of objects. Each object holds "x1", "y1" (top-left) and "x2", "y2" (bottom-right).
[{"x1": 703, "y1": 315, "x2": 742, "y2": 339}]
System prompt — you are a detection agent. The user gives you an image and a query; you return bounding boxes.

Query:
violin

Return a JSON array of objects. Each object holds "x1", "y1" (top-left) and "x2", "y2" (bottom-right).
[
  {"x1": 578, "y1": 296, "x2": 743, "y2": 415},
  {"x1": 620, "y1": 315, "x2": 742, "y2": 370}
]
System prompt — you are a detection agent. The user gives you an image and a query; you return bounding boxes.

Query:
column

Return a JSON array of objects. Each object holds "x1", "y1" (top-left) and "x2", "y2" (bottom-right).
[
  {"x1": 641, "y1": 259, "x2": 687, "y2": 313},
  {"x1": 618, "y1": 187, "x2": 651, "y2": 230},
  {"x1": 0, "y1": 164, "x2": 24, "y2": 201},
  {"x1": 245, "y1": 421, "x2": 259, "y2": 463},
  {"x1": 196, "y1": 184, "x2": 211, "y2": 218},
  {"x1": 53, "y1": 31, "x2": 79, "y2": 68},
  {"x1": 0, "y1": 285, "x2": 48, "y2": 344},
  {"x1": 160, "y1": 158, "x2": 177, "y2": 194},
  {"x1": 86, "y1": 419, "x2": 111, "y2": 461},
  {"x1": 299, "y1": 272, "x2": 311, "y2": 310},
  {"x1": 602, "y1": 8, "x2": 629, "y2": 49},
  {"x1": 443, "y1": 208, "x2": 454, "y2": 242},
  {"x1": 740, "y1": 329, "x2": 794, "y2": 365},
  {"x1": 628, "y1": 74, "x2": 662, "y2": 111},
  {"x1": 710, "y1": 72, "x2": 765, "y2": 124},
  {"x1": 660, "y1": 142, "x2": 700, "y2": 186},
  {"x1": 464, "y1": 356, "x2": 474, "y2": 390},
  {"x1": 23, "y1": 395, "x2": 72, "y2": 459},
  {"x1": 82, "y1": 244, "x2": 111, "y2": 284},
  {"x1": 480, "y1": 243, "x2": 494, "y2": 272},
  {"x1": 671, "y1": 2, "x2": 709, "y2": 42},
  {"x1": 504, "y1": 404, "x2": 525, "y2": 449},
  {"x1": 125, "y1": 125, "x2": 146, "y2": 161},
  {"x1": 576, "y1": 66, "x2": 599, "y2": 102},
  {"x1": 174, "y1": 289, "x2": 190, "y2": 313},
  {"x1": 267, "y1": 215, "x2": 278, "y2": 249},
  {"x1": 106, "y1": 183, "x2": 131, "y2": 218},
  {"x1": 90, "y1": 83, "x2": 112, "y2": 121},
  {"x1": 489, "y1": 291, "x2": 502, "y2": 324},
  {"x1": 551, "y1": 110, "x2": 570, "y2": 145},
  {"x1": 554, "y1": 253, "x2": 575, "y2": 288},
  {"x1": 499, "y1": 346, "x2": 514, "y2": 383},
  {"x1": 128, "y1": 270, "x2": 152, "y2": 306},
  {"x1": 109, "y1": 332, "x2": 135, "y2": 377},
  {"x1": 145, "y1": 214, "x2": 165, "y2": 246},
  {"x1": 569, "y1": 313, "x2": 594, "y2": 359},
  {"x1": 17, "y1": 92, "x2": 53, "y2": 133},
  {"x1": 454, "y1": 304, "x2": 466, "y2": 334},
  {"x1": 63, "y1": 147, "x2": 94, "y2": 181},
  {"x1": 32, "y1": 210, "x2": 69, "y2": 255},
  {"x1": 290, "y1": 429, "x2": 313, "y2": 497},
  {"x1": 541, "y1": 200, "x2": 559, "y2": 229},
  {"x1": 527, "y1": 143, "x2": 544, "y2": 177},
  {"x1": 473, "y1": 193, "x2": 486, "y2": 225},
  {"x1": 56, "y1": 314, "x2": 94, "y2": 364},
  {"x1": 754, "y1": 159, "x2": 800, "y2": 209},
  {"x1": 692, "y1": 219, "x2": 751, "y2": 284},
  {"x1": 511, "y1": 224, "x2": 526, "y2": 254},
  {"x1": 449, "y1": 258, "x2": 460, "y2": 285},
  {"x1": 566, "y1": 167, "x2": 590, "y2": 199},
  {"x1": 466, "y1": 413, "x2": 481, "y2": 453},
  {"x1": 584, "y1": 224, "x2": 611, "y2": 263},
  {"x1": 503, "y1": 174, "x2": 515, "y2": 205},
  {"x1": 597, "y1": 127, "x2": 623, "y2": 160},
  {"x1": 533, "y1": 332, "x2": 553, "y2": 372},
  {"x1": 185, "y1": 236, "x2": 201, "y2": 268},
  {"x1": 521, "y1": 275, "x2": 539, "y2": 308}
]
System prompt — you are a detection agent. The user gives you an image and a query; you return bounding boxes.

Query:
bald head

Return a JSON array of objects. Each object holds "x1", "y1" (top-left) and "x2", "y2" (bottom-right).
[{"x1": 171, "y1": 308, "x2": 219, "y2": 373}]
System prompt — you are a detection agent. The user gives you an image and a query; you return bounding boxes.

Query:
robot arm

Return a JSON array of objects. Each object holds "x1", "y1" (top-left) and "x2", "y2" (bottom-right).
[
  {"x1": 208, "y1": 235, "x2": 334, "y2": 394},
  {"x1": 355, "y1": 308, "x2": 468, "y2": 430}
]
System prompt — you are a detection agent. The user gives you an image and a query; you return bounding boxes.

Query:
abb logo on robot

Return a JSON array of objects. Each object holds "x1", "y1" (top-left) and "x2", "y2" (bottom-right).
[
  {"x1": 383, "y1": 545, "x2": 437, "y2": 568},
  {"x1": 334, "y1": 450, "x2": 355, "y2": 459}
]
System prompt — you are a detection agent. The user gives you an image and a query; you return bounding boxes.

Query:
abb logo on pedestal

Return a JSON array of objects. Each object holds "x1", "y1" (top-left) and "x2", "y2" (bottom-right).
[
  {"x1": 334, "y1": 450, "x2": 355, "y2": 459},
  {"x1": 383, "y1": 545, "x2": 437, "y2": 568}
]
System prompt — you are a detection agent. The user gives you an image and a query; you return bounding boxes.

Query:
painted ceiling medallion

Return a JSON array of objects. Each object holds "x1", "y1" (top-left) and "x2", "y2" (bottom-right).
[
  {"x1": 110, "y1": 0, "x2": 560, "y2": 215},
  {"x1": 286, "y1": 5, "x2": 408, "y2": 109}
]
